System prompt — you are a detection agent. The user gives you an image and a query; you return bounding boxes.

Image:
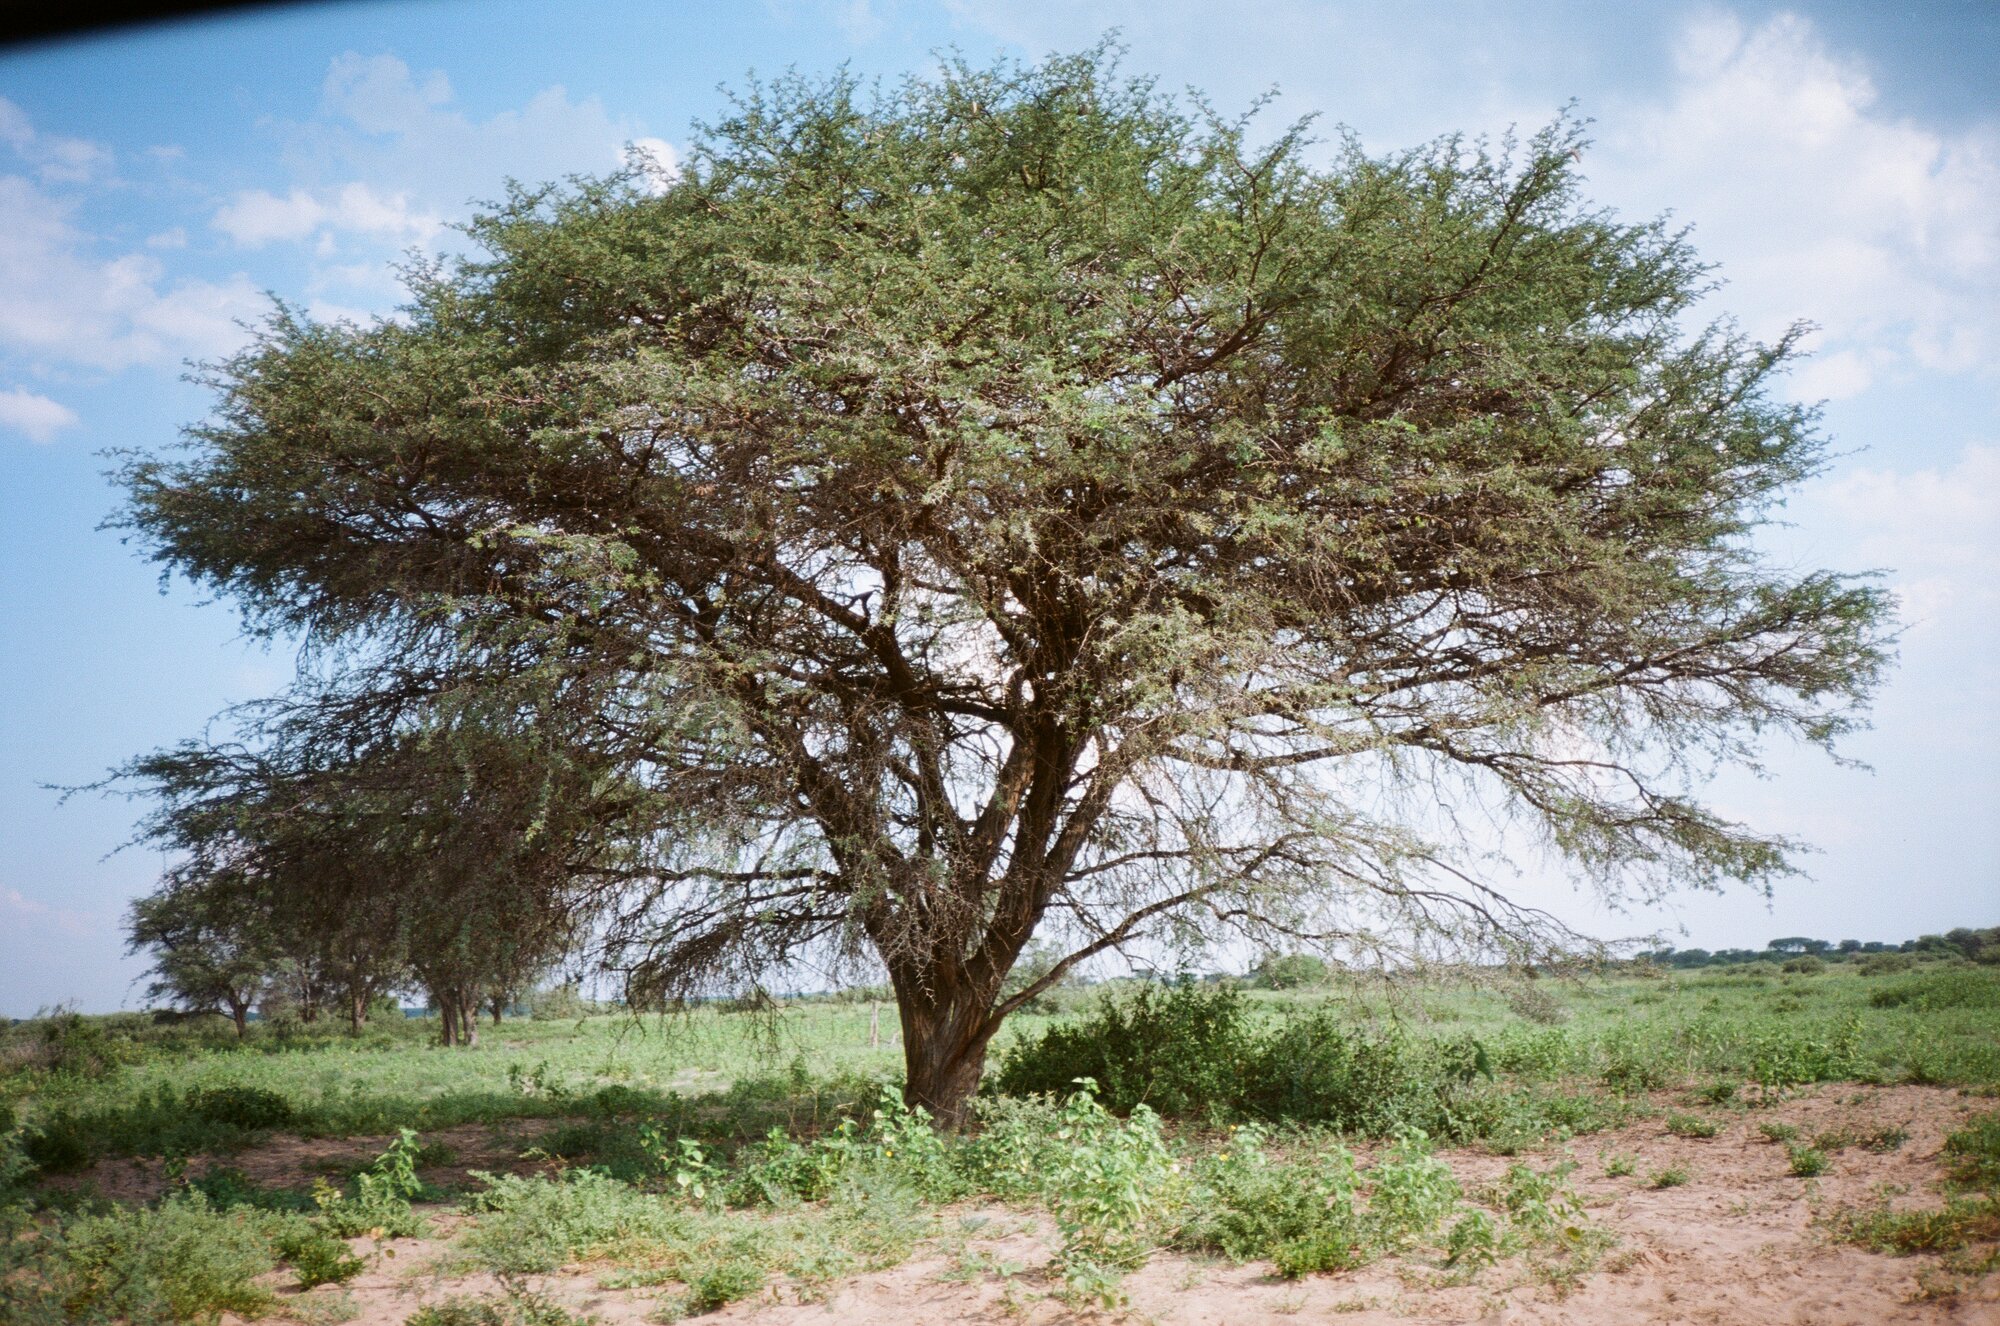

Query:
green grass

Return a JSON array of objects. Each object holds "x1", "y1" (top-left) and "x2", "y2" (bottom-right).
[{"x1": 3, "y1": 959, "x2": 1997, "y2": 1318}]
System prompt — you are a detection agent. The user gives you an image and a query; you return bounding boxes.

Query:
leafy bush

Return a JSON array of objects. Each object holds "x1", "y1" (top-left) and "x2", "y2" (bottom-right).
[
  {"x1": 1869, "y1": 967, "x2": 2000, "y2": 1012},
  {"x1": 1251, "y1": 954, "x2": 1329, "y2": 990},
  {"x1": 1857, "y1": 952, "x2": 1916, "y2": 976},
  {"x1": 996, "y1": 984, "x2": 1250, "y2": 1119},
  {"x1": 57, "y1": 1191, "x2": 279, "y2": 1323},
  {"x1": 1786, "y1": 1146, "x2": 1828, "y2": 1177},
  {"x1": 275, "y1": 1224, "x2": 366, "y2": 1288},
  {"x1": 1243, "y1": 1015, "x2": 1473, "y2": 1135},
  {"x1": 1179, "y1": 1126, "x2": 1463, "y2": 1279},
  {"x1": 1038, "y1": 1085, "x2": 1183, "y2": 1304},
  {"x1": 313, "y1": 1129, "x2": 428, "y2": 1238},
  {"x1": 463, "y1": 1168, "x2": 688, "y2": 1273},
  {"x1": 1664, "y1": 1112, "x2": 1719, "y2": 1139},
  {"x1": 186, "y1": 1085, "x2": 295, "y2": 1130},
  {"x1": 1943, "y1": 1110, "x2": 2000, "y2": 1191},
  {"x1": 1781, "y1": 955, "x2": 1825, "y2": 975},
  {"x1": 22, "y1": 1112, "x2": 94, "y2": 1173},
  {"x1": 1649, "y1": 1165, "x2": 1690, "y2": 1188}
]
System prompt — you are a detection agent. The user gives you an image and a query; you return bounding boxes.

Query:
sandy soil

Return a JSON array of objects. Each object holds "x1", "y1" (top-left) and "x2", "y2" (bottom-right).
[{"x1": 169, "y1": 1084, "x2": 2000, "y2": 1325}]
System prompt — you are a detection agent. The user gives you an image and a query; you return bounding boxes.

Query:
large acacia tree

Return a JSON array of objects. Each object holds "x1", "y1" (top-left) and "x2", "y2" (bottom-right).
[{"x1": 119, "y1": 52, "x2": 1889, "y2": 1124}]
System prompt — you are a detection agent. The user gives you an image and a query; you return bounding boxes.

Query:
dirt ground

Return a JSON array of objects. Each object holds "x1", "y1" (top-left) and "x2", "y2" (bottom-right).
[{"x1": 159, "y1": 1083, "x2": 2000, "y2": 1325}]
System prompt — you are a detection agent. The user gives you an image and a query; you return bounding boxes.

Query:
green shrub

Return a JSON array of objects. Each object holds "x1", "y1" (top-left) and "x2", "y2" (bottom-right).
[
  {"x1": 186, "y1": 1086, "x2": 295, "y2": 1131},
  {"x1": 1243, "y1": 1015, "x2": 1472, "y2": 1135},
  {"x1": 57, "y1": 1191, "x2": 279, "y2": 1323},
  {"x1": 1943, "y1": 1111, "x2": 2000, "y2": 1191},
  {"x1": 1664, "y1": 1112, "x2": 1719, "y2": 1139},
  {"x1": 1869, "y1": 967, "x2": 2000, "y2": 1012},
  {"x1": 275, "y1": 1225, "x2": 366, "y2": 1288},
  {"x1": 463, "y1": 1168, "x2": 688, "y2": 1273},
  {"x1": 1787, "y1": 1146, "x2": 1828, "y2": 1177},
  {"x1": 996, "y1": 983, "x2": 1250, "y2": 1119},
  {"x1": 23, "y1": 1113, "x2": 94, "y2": 1173},
  {"x1": 682, "y1": 1255, "x2": 766, "y2": 1312},
  {"x1": 313, "y1": 1129, "x2": 428, "y2": 1238},
  {"x1": 1757, "y1": 1122, "x2": 1799, "y2": 1144},
  {"x1": 1035, "y1": 1085, "x2": 1182, "y2": 1303},
  {"x1": 1648, "y1": 1165, "x2": 1690, "y2": 1188},
  {"x1": 408, "y1": 1291, "x2": 589, "y2": 1326},
  {"x1": 1251, "y1": 954, "x2": 1329, "y2": 990},
  {"x1": 1181, "y1": 1127, "x2": 1361, "y2": 1264},
  {"x1": 1781, "y1": 955, "x2": 1825, "y2": 975}
]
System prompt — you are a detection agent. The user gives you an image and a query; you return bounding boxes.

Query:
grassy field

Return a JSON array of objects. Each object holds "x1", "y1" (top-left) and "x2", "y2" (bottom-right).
[{"x1": 4, "y1": 958, "x2": 1998, "y2": 1323}]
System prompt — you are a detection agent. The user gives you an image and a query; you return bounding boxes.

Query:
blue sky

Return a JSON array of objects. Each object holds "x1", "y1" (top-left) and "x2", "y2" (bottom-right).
[{"x1": 1, "y1": 0, "x2": 1995, "y2": 1014}]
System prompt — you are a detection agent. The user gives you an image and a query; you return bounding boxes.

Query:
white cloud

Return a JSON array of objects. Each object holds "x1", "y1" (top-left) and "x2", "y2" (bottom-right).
[
  {"x1": 1812, "y1": 443, "x2": 2000, "y2": 633},
  {"x1": 0, "y1": 385, "x2": 79, "y2": 442},
  {"x1": 283, "y1": 53, "x2": 656, "y2": 214},
  {"x1": 0, "y1": 95, "x2": 114, "y2": 184},
  {"x1": 1591, "y1": 14, "x2": 2000, "y2": 399},
  {"x1": 626, "y1": 136, "x2": 680, "y2": 193},
  {"x1": 212, "y1": 181, "x2": 440, "y2": 247},
  {"x1": 2, "y1": 887, "x2": 102, "y2": 939},
  {"x1": 0, "y1": 174, "x2": 263, "y2": 370}
]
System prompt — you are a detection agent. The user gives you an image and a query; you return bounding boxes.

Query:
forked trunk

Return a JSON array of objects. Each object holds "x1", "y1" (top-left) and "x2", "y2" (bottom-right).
[{"x1": 895, "y1": 981, "x2": 996, "y2": 1130}]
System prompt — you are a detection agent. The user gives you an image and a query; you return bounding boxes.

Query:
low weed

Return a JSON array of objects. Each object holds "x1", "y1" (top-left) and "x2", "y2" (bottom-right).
[
  {"x1": 1664, "y1": 1112, "x2": 1720, "y2": 1139},
  {"x1": 1756, "y1": 1121, "x2": 1800, "y2": 1144},
  {"x1": 1787, "y1": 1146, "x2": 1830, "y2": 1178},
  {"x1": 1648, "y1": 1165, "x2": 1691, "y2": 1189},
  {"x1": 312, "y1": 1129, "x2": 429, "y2": 1239}
]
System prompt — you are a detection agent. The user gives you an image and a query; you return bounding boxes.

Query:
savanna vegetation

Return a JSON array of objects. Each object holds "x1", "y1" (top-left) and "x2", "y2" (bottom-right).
[
  {"x1": 5, "y1": 951, "x2": 1998, "y2": 1321},
  {"x1": 21, "y1": 41, "x2": 1991, "y2": 1324}
]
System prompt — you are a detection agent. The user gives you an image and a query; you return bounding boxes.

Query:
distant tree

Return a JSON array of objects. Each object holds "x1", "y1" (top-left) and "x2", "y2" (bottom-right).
[
  {"x1": 127, "y1": 885, "x2": 271, "y2": 1037},
  {"x1": 115, "y1": 50, "x2": 1892, "y2": 1124},
  {"x1": 1251, "y1": 952, "x2": 1331, "y2": 989}
]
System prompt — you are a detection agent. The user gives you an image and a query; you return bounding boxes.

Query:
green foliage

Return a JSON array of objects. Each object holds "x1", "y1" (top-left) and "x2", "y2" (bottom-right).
[
  {"x1": 1039, "y1": 1085, "x2": 1183, "y2": 1304},
  {"x1": 1251, "y1": 954, "x2": 1330, "y2": 991},
  {"x1": 56, "y1": 1191, "x2": 279, "y2": 1324},
  {"x1": 996, "y1": 984, "x2": 1249, "y2": 1120},
  {"x1": 1943, "y1": 1111, "x2": 2000, "y2": 1191},
  {"x1": 185, "y1": 1086, "x2": 295, "y2": 1131},
  {"x1": 313, "y1": 1129, "x2": 428, "y2": 1238},
  {"x1": 1757, "y1": 1122, "x2": 1800, "y2": 1144},
  {"x1": 1664, "y1": 1112, "x2": 1720, "y2": 1139},
  {"x1": 1836, "y1": 1199, "x2": 2000, "y2": 1254},
  {"x1": 1869, "y1": 967, "x2": 2000, "y2": 1012},
  {"x1": 275, "y1": 1225, "x2": 366, "y2": 1289},
  {"x1": 462, "y1": 1168, "x2": 688, "y2": 1273},
  {"x1": 1649, "y1": 1165, "x2": 1691, "y2": 1188},
  {"x1": 407, "y1": 1291, "x2": 591, "y2": 1326},
  {"x1": 1786, "y1": 1146, "x2": 1828, "y2": 1177}
]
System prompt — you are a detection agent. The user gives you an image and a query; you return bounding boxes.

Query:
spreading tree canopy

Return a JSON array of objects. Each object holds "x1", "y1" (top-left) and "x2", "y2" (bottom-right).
[{"x1": 117, "y1": 50, "x2": 1890, "y2": 1122}]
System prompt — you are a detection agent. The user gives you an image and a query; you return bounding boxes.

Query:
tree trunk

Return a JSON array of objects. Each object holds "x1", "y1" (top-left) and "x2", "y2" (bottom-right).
[
  {"x1": 438, "y1": 993, "x2": 457, "y2": 1046},
  {"x1": 488, "y1": 994, "x2": 504, "y2": 1025},
  {"x1": 227, "y1": 998, "x2": 249, "y2": 1039},
  {"x1": 458, "y1": 996, "x2": 479, "y2": 1048},
  {"x1": 349, "y1": 988, "x2": 366, "y2": 1033},
  {"x1": 895, "y1": 983, "x2": 995, "y2": 1129}
]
